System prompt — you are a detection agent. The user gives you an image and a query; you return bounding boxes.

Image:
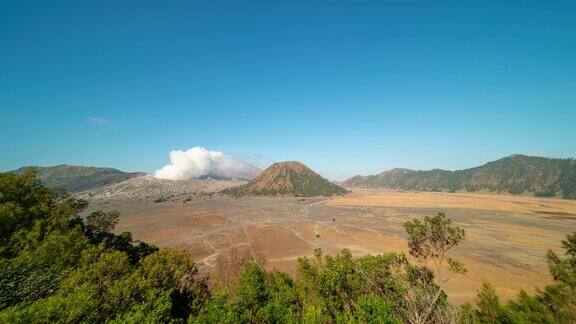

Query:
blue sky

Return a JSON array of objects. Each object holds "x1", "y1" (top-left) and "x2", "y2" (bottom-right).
[{"x1": 1, "y1": 0, "x2": 575, "y2": 180}]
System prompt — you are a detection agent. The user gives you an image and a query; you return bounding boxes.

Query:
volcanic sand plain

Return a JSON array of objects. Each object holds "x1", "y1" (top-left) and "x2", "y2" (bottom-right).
[{"x1": 92, "y1": 189, "x2": 576, "y2": 304}]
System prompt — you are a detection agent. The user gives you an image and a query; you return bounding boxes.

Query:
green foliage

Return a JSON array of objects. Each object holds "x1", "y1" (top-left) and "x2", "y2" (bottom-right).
[
  {"x1": 474, "y1": 282, "x2": 501, "y2": 322},
  {"x1": 404, "y1": 213, "x2": 466, "y2": 263},
  {"x1": 0, "y1": 228, "x2": 89, "y2": 308},
  {"x1": 190, "y1": 292, "x2": 236, "y2": 323},
  {"x1": 85, "y1": 210, "x2": 119, "y2": 233},
  {"x1": 507, "y1": 185, "x2": 525, "y2": 195},
  {"x1": 0, "y1": 170, "x2": 56, "y2": 253},
  {"x1": 535, "y1": 190, "x2": 556, "y2": 197},
  {"x1": 192, "y1": 251, "x2": 402, "y2": 323},
  {"x1": 354, "y1": 295, "x2": 399, "y2": 323},
  {"x1": 401, "y1": 213, "x2": 467, "y2": 323},
  {"x1": 109, "y1": 292, "x2": 172, "y2": 323},
  {"x1": 77, "y1": 212, "x2": 158, "y2": 264},
  {"x1": 0, "y1": 171, "x2": 204, "y2": 322},
  {"x1": 234, "y1": 264, "x2": 298, "y2": 323},
  {"x1": 465, "y1": 232, "x2": 576, "y2": 323},
  {"x1": 1, "y1": 247, "x2": 203, "y2": 323}
]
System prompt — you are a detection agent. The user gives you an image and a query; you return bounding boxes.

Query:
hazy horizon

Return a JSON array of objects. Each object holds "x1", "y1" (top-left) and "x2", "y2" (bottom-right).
[{"x1": 6, "y1": 151, "x2": 575, "y2": 182}]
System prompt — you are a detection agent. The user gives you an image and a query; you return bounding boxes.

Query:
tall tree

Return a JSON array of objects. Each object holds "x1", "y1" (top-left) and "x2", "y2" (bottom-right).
[{"x1": 403, "y1": 212, "x2": 467, "y2": 324}]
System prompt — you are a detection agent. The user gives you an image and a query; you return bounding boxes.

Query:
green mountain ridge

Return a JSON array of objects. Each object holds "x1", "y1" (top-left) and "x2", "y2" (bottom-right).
[
  {"x1": 13, "y1": 165, "x2": 145, "y2": 193},
  {"x1": 344, "y1": 154, "x2": 576, "y2": 199}
]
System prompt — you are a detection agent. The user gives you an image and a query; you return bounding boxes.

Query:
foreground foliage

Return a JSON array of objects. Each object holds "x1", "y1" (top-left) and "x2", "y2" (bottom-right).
[
  {"x1": 0, "y1": 171, "x2": 575, "y2": 323},
  {"x1": 461, "y1": 232, "x2": 576, "y2": 323},
  {"x1": 0, "y1": 170, "x2": 203, "y2": 322}
]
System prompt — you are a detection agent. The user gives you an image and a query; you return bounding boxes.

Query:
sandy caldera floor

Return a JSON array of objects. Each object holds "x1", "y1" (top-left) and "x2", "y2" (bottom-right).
[{"x1": 98, "y1": 189, "x2": 576, "y2": 304}]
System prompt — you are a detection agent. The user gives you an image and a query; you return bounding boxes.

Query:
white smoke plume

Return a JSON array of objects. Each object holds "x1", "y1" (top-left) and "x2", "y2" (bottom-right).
[{"x1": 154, "y1": 147, "x2": 260, "y2": 180}]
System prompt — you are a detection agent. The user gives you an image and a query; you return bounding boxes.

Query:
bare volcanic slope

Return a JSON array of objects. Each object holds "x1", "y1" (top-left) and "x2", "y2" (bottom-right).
[
  {"x1": 77, "y1": 174, "x2": 247, "y2": 203},
  {"x1": 223, "y1": 161, "x2": 347, "y2": 197},
  {"x1": 13, "y1": 165, "x2": 144, "y2": 193},
  {"x1": 344, "y1": 154, "x2": 576, "y2": 199}
]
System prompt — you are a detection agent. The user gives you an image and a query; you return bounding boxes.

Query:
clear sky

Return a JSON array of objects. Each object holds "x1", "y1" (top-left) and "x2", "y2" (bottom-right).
[{"x1": 1, "y1": 0, "x2": 575, "y2": 180}]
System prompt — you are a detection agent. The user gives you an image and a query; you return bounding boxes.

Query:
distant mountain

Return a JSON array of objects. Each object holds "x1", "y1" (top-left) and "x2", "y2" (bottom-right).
[
  {"x1": 343, "y1": 154, "x2": 576, "y2": 199},
  {"x1": 344, "y1": 168, "x2": 415, "y2": 188},
  {"x1": 223, "y1": 161, "x2": 348, "y2": 197},
  {"x1": 13, "y1": 165, "x2": 145, "y2": 193}
]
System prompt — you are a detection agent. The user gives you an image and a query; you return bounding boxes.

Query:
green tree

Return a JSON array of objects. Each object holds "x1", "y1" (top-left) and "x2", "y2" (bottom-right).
[
  {"x1": 85, "y1": 210, "x2": 119, "y2": 233},
  {"x1": 0, "y1": 171, "x2": 205, "y2": 322},
  {"x1": 474, "y1": 282, "x2": 501, "y2": 323},
  {"x1": 403, "y1": 212, "x2": 467, "y2": 324}
]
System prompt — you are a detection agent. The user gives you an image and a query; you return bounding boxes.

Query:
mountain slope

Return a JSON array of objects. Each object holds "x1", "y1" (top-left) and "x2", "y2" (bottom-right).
[
  {"x1": 13, "y1": 165, "x2": 145, "y2": 193},
  {"x1": 345, "y1": 168, "x2": 417, "y2": 188},
  {"x1": 344, "y1": 155, "x2": 576, "y2": 199},
  {"x1": 76, "y1": 175, "x2": 246, "y2": 203},
  {"x1": 223, "y1": 161, "x2": 347, "y2": 197}
]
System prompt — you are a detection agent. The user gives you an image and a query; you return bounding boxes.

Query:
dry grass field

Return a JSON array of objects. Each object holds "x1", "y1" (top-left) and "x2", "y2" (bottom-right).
[
  {"x1": 330, "y1": 189, "x2": 576, "y2": 216},
  {"x1": 92, "y1": 189, "x2": 576, "y2": 304}
]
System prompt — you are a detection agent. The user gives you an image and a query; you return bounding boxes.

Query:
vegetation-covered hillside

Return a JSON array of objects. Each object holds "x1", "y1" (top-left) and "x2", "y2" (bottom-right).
[
  {"x1": 345, "y1": 154, "x2": 576, "y2": 199},
  {"x1": 223, "y1": 161, "x2": 348, "y2": 197},
  {"x1": 13, "y1": 165, "x2": 144, "y2": 193},
  {"x1": 1, "y1": 171, "x2": 575, "y2": 323}
]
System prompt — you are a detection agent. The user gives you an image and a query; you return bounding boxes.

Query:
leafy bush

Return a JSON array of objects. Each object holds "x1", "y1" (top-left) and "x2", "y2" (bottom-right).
[
  {"x1": 535, "y1": 190, "x2": 556, "y2": 197},
  {"x1": 462, "y1": 232, "x2": 576, "y2": 323},
  {"x1": 0, "y1": 170, "x2": 204, "y2": 322}
]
